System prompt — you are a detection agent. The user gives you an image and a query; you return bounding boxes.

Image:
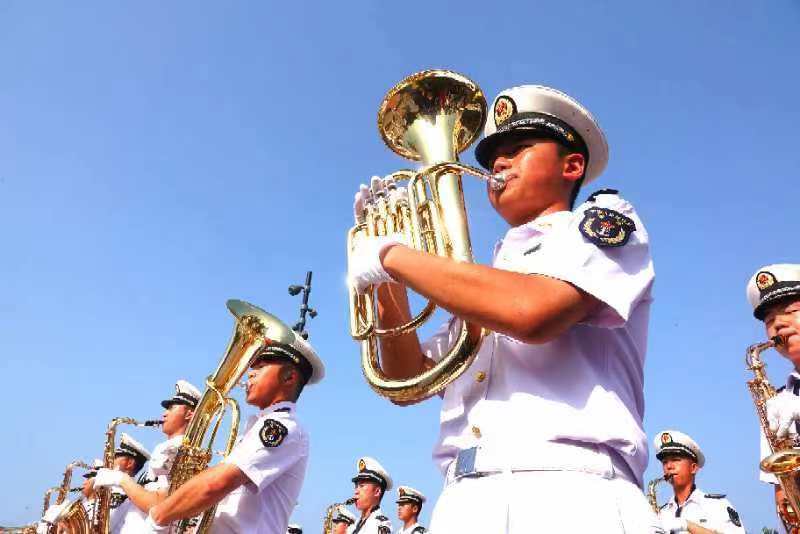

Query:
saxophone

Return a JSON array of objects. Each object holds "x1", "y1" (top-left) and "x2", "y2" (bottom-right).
[
  {"x1": 747, "y1": 336, "x2": 800, "y2": 532},
  {"x1": 167, "y1": 299, "x2": 299, "y2": 534},
  {"x1": 92, "y1": 418, "x2": 161, "y2": 534},
  {"x1": 646, "y1": 474, "x2": 672, "y2": 513},
  {"x1": 322, "y1": 498, "x2": 356, "y2": 534},
  {"x1": 56, "y1": 460, "x2": 93, "y2": 505}
]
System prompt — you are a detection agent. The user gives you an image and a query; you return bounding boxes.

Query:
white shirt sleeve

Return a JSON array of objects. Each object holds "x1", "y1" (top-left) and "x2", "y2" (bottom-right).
[
  {"x1": 420, "y1": 318, "x2": 460, "y2": 362},
  {"x1": 223, "y1": 415, "x2": 305, "y2": 492},
  {"x1": 518, "y1": 194, "x2": 654, "y2": 328}
]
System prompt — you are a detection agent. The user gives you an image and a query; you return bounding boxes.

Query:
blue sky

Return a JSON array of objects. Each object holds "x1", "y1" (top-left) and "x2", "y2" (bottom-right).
[{"x1": 1, "y1": 0, "x2": 799, "y2": 530}]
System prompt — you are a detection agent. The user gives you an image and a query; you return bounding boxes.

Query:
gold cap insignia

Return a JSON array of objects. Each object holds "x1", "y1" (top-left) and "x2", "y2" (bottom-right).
[
  {"x1": 757, "y1": 271, "x2": 776, "y2": 291},
  {"x1": 661, "y1": 432, "x2": 672, "y2": 445},
  {"x1": 358, "y1": 459, "x2": 366, "y2": 471},
  {"x1": 494, "y1": 95, "x2": 516, "y2": 127}
]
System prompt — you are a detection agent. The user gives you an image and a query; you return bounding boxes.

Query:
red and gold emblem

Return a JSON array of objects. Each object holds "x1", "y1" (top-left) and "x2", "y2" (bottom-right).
[
  {"x1": 494, "y1": 95, "x2": 516, "y2": 127},
  {"x1": 358, "y1": 458, "x2": 367, "y2": 471},
  {"x1": 756, "y1": 271, "x2": 776, "y2": 291},
  {"x1": 661, "y1": 432, "x2": 672, "y2": 445}
]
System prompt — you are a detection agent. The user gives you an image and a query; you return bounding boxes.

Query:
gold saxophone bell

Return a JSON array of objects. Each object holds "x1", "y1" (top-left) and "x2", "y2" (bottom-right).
[
  {"x1": 747, "y1": 336, "x2": 800, "y2": 532},
  {"x1": 348, "y1": 69, "x2": 505, "y2": 403}
]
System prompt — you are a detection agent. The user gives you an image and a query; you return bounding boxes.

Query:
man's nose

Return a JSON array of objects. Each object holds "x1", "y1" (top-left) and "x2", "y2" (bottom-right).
[{"x1": 492, "y1": 156, "x2": 511, "y2": 174}]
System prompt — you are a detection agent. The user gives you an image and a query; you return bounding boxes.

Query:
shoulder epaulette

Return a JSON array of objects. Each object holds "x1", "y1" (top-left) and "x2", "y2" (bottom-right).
[
  {"x1": 705, "y1": 493, "x2": 726, "y2": 499},
  {"x1": 587, "y1": 189, "x2": 619, "y2": 203},
  {"x1": 376, "y1": 515, "x2": 388, "y2": 521},
  {"x1": 658, "y1": 502, "x2": 669, "y2": 510},
  {"x1": 777, "y1": 385, "x2": 787, "y2": 393},
  {"x1": 412, "y1": 527, "x2": 426, "y2": 534}
]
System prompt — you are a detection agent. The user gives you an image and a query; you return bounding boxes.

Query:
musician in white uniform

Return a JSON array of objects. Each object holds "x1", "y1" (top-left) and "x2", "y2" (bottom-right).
[
  {"x1": 395, "y1": 486, "x2": 425, "y2": 534},
  {"x1": 332, "y1": 505, "x2": 357, "y2": 534},
  {"x1": 746, "y1": 264, "x2": 800, "y2": 530},
  {"x1": 348, "y1": 457, "x2": 393, "y2": 534},
  {"x1": 655, "y1": 430, "x2": 744, "y2": 534},
  {"x1": 349, "y1": 84, "x2": 659, "y2": 533},
  {"x1": 147, "y1": 335, "x2": 324, "y2": 534},
  {"x1": 104, "y1": 434, "x2": 151, "y2": 533},
  {"x1": 94, "y1": 379, "x2": 201, "y2": 533}
]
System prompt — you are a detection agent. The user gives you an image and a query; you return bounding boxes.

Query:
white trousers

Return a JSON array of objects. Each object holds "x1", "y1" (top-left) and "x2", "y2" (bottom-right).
[{"x1": 429, "y1": 470, "x2": 664, "y2": 534}]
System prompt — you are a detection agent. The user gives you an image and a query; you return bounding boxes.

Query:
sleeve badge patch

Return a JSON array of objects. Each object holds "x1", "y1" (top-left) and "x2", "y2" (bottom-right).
[
  {"x1": 259, "y1": 418, "x2": 288, "y2": 448},
  {"x1": 727, "y1": 506, "x2": 741, "y2": 527},
  {"x1": 579, "y1": 207, "x2": 636, "y2": 248}
]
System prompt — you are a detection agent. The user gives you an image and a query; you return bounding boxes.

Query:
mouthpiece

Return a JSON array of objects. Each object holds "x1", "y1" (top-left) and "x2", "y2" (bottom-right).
[
  {"x1": 488, "y1": 172, "x2": 506, "y2": 191},
  {"x1": 664, "y1": 473, "x2": 674, "y2": 481},
  {"x1": 772, "y1": 335, "x2": 786, "y2": 347},
  {"x1": 142, "y1": 420, "x2": 163, "y2": 427},
  {"x1": 345, "y1": 497, "x2": 357, "y2": 505}
]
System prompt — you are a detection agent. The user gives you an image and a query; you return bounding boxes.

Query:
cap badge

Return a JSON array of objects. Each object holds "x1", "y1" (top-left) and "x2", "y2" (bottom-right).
[
  {"x1": 661, "y1": 432, "x2": 672, "y2": 445},
  {"x1": 494, "y1": 95, "x2": 516, "y2": 127},
  {"x1": 259, "y1": 419, "x2": 288, "y2": 448},
  {"x1": 756, "y1": 271, "x2": 776, "y2": 291},
  {"x1": 579, "y1": 207, "x2": 636, "y2": 248},
  {"x1": 400, "y1": 488, "x2": 407, "y2": 496},
  {"x1": 358, "y1": 458, "x2": 366, "y2": 471}
]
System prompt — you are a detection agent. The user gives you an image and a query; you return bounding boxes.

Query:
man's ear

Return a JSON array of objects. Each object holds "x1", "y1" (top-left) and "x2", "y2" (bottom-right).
[{"x1": 562, "y1": 152, "x2": 585, "y2": 182}]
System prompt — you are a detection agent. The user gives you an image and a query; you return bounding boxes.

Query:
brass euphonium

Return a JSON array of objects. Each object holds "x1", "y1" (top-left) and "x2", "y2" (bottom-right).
[
  {"x1": 348, "y1": 69, "x2": 506, "y2": 403},
  {"x1": 322, "y1": 498, "x2": 356, "y2": 534},
  {"x1": 646, "y1": 474, "x2": 672, "y2": 513},
  {"x1": 166, "y1": 299, "x2": 298, "y2": 534},
  {"x1": 91, "y1": 418, "x2": 161, "y2": 534},
  {"x1": 747, "y1": 336, "x2": 800, "y2": 532}
]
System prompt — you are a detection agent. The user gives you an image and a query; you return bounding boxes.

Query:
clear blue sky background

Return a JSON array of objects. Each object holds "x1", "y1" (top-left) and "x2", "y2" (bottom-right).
[{"x1": 1, "y1": 1, "x2": 798, "y2": 530}]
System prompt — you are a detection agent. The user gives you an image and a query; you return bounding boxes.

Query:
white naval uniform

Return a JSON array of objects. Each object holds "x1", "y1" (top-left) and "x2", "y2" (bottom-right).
[
  {"x1": 210, "y1": 401, "x2": 309, "y2": 534},
  {"x1": 424, "y1": 192, "x2": 660, "y2": 533},
  {"x1": 116, "y1": 434, "x2": 185, "y2": 534},
  {"x1": 658, "y1": 487, "x2": 745, "y2": 533},
  {"x1": 396, "y1": 522, "x2": 425, "y2": 534},
  {"x1": 347, "y1": 506, "x2": 392, "y2": 534}
]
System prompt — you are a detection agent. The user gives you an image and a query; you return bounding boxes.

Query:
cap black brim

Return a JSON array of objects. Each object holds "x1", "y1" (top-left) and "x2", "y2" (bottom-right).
[
  {"x1": 474, "y1": 129, "x2": 572, "y2": 170},
  {"x1": 754, "y1": 285, "x2": 800, "y2": 320}
]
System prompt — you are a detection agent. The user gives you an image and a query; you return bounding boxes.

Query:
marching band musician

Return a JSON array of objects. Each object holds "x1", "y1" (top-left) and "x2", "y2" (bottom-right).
[
  {"x1": 331, "y1": 505, "x2": 357, "y2": 534},
  {"x1": 348, "y1": 84, "x2": 659, "y2": 532},
  {"x1": 80, "y1": 459, "x2": 103, "y2": 519},
  {"x1": 92, "y1": 379, "x2": 201, "y2": 533},
  {"x1": 349, "y1": 457, "x2": 393, "y2": 534},
  {"x1": 146, "y1": 338, "x2": 325, "y2": 534},
  {"x1": 746, "y1": 263, "x2": 800, "y2": 530},
  {"x1": 654, "y1": 430, "x2": 745, "y2": 533},
  {"x1": 395, "y1": 486, "x2": 426, "y2": 534},
  {"x1": 101, "y1": 433, "x2": 151, "y2": 533}
]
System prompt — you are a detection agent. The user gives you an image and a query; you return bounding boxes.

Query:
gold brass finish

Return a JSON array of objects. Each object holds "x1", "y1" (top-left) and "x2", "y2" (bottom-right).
[
  {"x1": 646, "y1": 474, "x2": 672, "y2": 513},
  {"x1": 322, "y1": 497, "x2": 356, "y2": 534},
  {"x1": 350, "y1": 70, "x2": 504, "y2": 402},
  {"x1": 747, "y1": 336, "x2": 800, "y2": 532},
  {"x1": 167, "y1": 299, "x2": 296, "y2": 534}
]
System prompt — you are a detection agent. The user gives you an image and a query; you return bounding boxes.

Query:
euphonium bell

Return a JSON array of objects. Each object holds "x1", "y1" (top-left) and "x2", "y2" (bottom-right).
[{"x1": 348, "y1": 70, "x2": 505, "y2": 403}]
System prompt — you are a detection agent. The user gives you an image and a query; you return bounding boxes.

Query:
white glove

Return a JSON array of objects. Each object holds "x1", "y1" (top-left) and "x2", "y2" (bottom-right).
[
  {"x1": 93, "y1": 467, "x2": 125, "y2": 488},
  {"x1": 348, "y1": 234, "x2": 404, "y2": 293},
  {"x1": 660, "y1": 515, "x2": 688, "y2": 533},
  {"x1": 767, "y1": 393, "x2": 800, "y2": 438},
  {"x1": 145, "y1": 509, "x2": 171, "y2": 532},
  {"x1": 42, "y1": 502, "x2": 66, "y2": 522}
]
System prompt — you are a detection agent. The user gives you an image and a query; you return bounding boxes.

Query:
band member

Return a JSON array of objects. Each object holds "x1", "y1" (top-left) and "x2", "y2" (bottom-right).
[
  {"x1": 348, "y1": 85, "x2": 658, "y2": 532},
  {"x1": 349, "y1": 457, "x2": 393, "y2": 534},
  {"x1": 81, "y1": 459, "x2": 103, "y2": 518},
  {"x1": 746, "y1": 263, "x2": 800, "y2": 528},
  {"x1": 654, "y1": 430, "x2": 745, "y2": 533},
  {"x1": 395, "y1": 486, "x2": 425, "y2": 534},
  {"x1": 100, "y1": 433, "x2": 151, "y2": 532},
  {"x1": 93, "y1": 379, "x2": 201, "y2": 532},
  {"x1": 287, "y1": 524, "x2": 303, "y2": 533},
  {"x1": 332, "y1": 506, "x2": 357, "y2": 534},
  {"x1": 146, "y1": 337, "x2": 324, "y2": 534}
]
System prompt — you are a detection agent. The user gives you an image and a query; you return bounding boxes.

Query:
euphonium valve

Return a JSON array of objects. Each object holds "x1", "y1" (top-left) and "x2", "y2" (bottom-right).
[{"x1": 349, "y1": 69, "x2": 500, "y2": 403}]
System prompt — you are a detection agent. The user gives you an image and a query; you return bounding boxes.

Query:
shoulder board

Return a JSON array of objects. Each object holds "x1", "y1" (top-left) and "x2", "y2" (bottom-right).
[
  {"x1": 274, "y1": 407, "x2": 291, "y2": 412},
  {"x1": 658, "y1": 502, "x2": 668, "y2": 510},
  {"x1": 375, "y1": 515, "x2": 388, "y2": 521},
  {"x1": 412, "y1": 527, "x2": 427, "y2": 534},
  {"x1": 705, "y1": 493, "x2": 726, "y2": 499},
  {"x1": 777, "y1": 385, "x2": 787, "y2": 393},
  {"x1": 587, "y1": 189, "x2": 619, "y2": 203}
]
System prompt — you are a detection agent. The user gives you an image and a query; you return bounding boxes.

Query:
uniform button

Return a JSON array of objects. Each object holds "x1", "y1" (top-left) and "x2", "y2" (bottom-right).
[
  {"x1": 471, "y1": 425, "x2": 481, "y2": 438},
  {"x1": 475, "y1": 371, "x2": 486, "y2": 383}
]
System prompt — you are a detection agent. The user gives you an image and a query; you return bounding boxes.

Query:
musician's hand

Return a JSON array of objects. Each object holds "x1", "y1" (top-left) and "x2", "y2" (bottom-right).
[
  {"x1": 146, "y1": 509, "x2": 171, "y2": 531},
  {"x1": 93, "y1": 468, "x2": 125, "y2": 488},
  {"x1": 660, "y1": 515, "x2": 688, "y2": 532},
  {"x1": 353, "y1": 181, "x2": 374, "y2": 222},
  {"x1": 767, "y1": 393, "x2": 800, "y2": 438},
  {"x1": 348, "y1": 234, "x2": 404, "y2": 293}
]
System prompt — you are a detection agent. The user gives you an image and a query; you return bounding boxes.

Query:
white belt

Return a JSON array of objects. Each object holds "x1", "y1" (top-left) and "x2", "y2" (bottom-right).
[{"x1": 445, "y1": 442, "x2": 637, "y2": 486}]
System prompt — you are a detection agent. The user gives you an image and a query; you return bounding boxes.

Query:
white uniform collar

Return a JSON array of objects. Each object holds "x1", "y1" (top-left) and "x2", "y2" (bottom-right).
[
  {"x1": 261, "y1": 400, "x2": 296, "y2": 415},
  {"x1": 673, "y1": 484, "x2": 701, "y2": 507}
]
